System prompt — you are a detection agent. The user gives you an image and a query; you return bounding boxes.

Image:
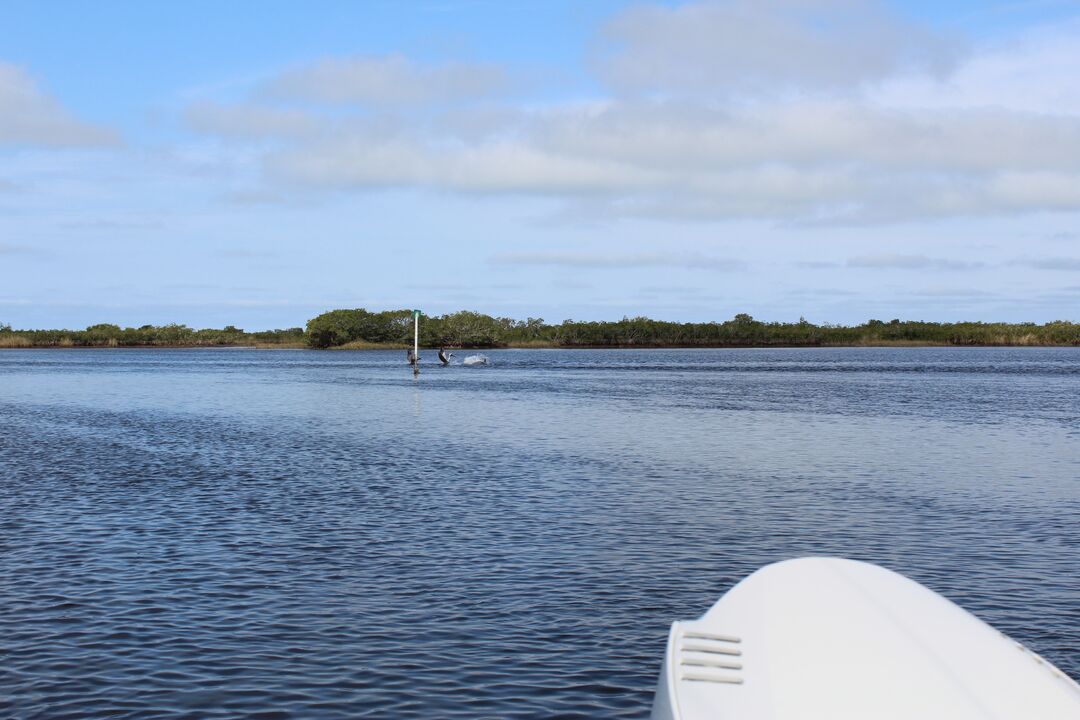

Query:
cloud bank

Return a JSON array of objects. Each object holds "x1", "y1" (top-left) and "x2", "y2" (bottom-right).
[
  {"x1": 1011, "y1": 256, "x2": 1080, "y2": 271},
  {"x1": 0, "y1": 63, "x2": 116, "y2": 147},
  {"x1": 491, "y1": 251, "x2": 744, "y2": 271},
  {"x1": 183, "y1": 1, "x2": 1080, "y2": 225},
  {"x1": 597, "y1": 0, "x2": 958, "y2": 96},
  {"x1": 847, "y1": 254, "x2": 983, "y2": 271},
  {"x1": 266, "y1": 55, "x2": 507, "y2": 107}
]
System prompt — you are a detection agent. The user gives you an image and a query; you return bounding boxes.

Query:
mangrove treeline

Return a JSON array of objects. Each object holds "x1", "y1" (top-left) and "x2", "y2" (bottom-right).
[
  {"x1": 303, "y1": 308, "x2": 1080, "y2": 348},
  {"x1": 0, "y1": 323, "x2": 305, "y2": 348},
  {"x1": 4, "y1": 311, "x2": 1080, "y2": 349}
]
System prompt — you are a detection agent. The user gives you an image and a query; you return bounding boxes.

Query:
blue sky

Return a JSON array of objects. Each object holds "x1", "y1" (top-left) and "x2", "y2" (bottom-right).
[{"x1": 2, "y1": 0, "x2": 1080, "y2": 329}]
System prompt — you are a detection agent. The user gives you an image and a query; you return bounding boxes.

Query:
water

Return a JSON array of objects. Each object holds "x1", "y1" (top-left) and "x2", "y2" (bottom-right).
[{"x1": 1, "y1": 347, "x2": 1078, "y2": 718}]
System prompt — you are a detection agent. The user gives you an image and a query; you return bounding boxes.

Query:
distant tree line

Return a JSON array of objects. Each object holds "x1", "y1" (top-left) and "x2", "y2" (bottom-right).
[
  {"x1": 305, "y1": 309, "x2": 533, "y2": 348},
  {"x1": 0, "y1": 323, "x2": 304, "y2": 348},
  {"x1": 305, "y1": 309, "x2": 1080, "y2": 348},
  {"x1": 4, "y1": 312, "x2": 1080, "y2": 349}
]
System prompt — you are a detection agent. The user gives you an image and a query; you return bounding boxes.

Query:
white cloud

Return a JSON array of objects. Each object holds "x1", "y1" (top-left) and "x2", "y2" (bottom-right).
[
  {"x1": 265, "y1": 131, "x2": 659, "y2": 193},
  {"x1": 847, "y1": 254, "x2": 983, "y2": 270},
  {"x1": 0, "y1": 62, "x2": 116, "y2": 147},
  {"x1": 185, "y1": 102, "x2": 317, "y2": 139},
  {"x1": 1011, "y1": 256, "x2": 1080, "y2": 271},
  {"x1": 597, "y1": 0, "x2": 959, "y2": 97},
  {"x1": 265, "y1": 55, "x2": 507, "y2": 106},
  {"x1": 491, "y1": 251, "x2": 744, "y2": 271},
  {"x1": 183, "y1": 3, "x2": 1080, "y2": 224},
  {"x1": 874, "y1": 17, "x2": 1080, "y2": 115},
  {"x1": 989, "y1": 172, "x2": 1080, "y2": 212},
  {"x1": 907, "y1": 287, "x2": 996, "y2": 298},
  {"x1": 253, "y1": 97, "x2": 1080, "y2": 222}
]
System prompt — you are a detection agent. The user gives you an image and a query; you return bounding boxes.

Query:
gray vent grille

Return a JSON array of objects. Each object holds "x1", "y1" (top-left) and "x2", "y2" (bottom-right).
[{"x1": 677, "y1": 629, "x2": 743, "y2": 685}]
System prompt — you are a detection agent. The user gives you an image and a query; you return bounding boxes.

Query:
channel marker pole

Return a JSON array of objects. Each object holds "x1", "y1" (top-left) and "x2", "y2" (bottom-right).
[{"x1": 413, "y1": 309, "x2": 420, "y2": 375}]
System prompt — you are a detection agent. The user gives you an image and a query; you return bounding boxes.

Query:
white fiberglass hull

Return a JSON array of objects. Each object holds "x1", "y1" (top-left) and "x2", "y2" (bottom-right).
[{"x1": 651, "y1": 557, "x2": 1080, "y2": 720}]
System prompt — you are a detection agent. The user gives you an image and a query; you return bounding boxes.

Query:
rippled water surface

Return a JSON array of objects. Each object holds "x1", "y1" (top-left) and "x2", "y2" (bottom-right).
[{"x1": 2, "y1": 347, "x2": 1078, "y2": 718}]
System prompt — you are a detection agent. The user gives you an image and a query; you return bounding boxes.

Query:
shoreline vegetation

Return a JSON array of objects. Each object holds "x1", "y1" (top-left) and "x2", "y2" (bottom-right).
[{"x1": 3, "y1": 309, "x2": 1080, "y2": 349}]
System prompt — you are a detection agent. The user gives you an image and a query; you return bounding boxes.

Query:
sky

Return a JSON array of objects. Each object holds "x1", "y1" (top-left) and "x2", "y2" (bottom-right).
[{"x1": 2, "y1": 0, "x2": 1080, "y2": 330}]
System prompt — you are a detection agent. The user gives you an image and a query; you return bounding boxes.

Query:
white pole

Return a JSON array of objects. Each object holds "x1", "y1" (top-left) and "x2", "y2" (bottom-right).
[{"x1": 413, "y1": 309, "x2": 420, "y2": 364}]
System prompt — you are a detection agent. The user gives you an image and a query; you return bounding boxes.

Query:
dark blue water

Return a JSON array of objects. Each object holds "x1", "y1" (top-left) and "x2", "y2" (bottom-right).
[{"x1": 2, "y1": 347, "x2": 1078, "y2": 718}]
